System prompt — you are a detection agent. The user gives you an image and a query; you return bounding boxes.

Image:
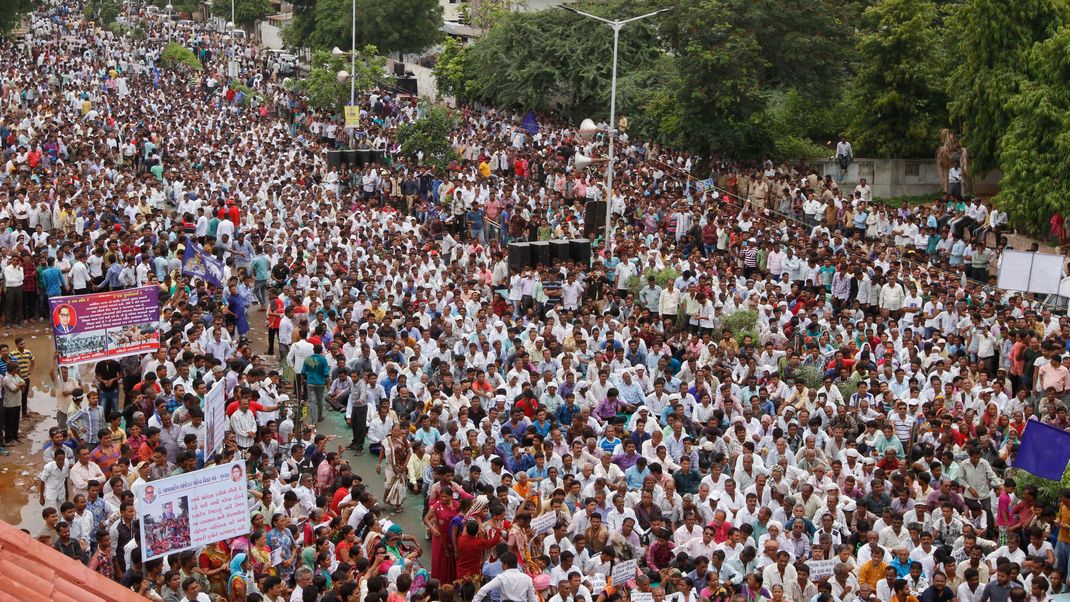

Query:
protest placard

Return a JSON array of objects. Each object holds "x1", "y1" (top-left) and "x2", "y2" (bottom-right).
[
  {"x1": 137, "y1": 460, "x2": 251, "y2": 560},
  {"x1": 806, "y1": 559, "x2": 838, "y2": 580},
  {"x1": 203, "y1": 381, "x2": 226, "y2": 456},
  {"x1": 531, "y1": 511, "x2": 557, "y2": 535},
  {"x1": 587, "y1": 574, "x2": 606, "y2": 594},
  {"x1": 611, "y1": 558, "x2": 638, "y2": 587}
]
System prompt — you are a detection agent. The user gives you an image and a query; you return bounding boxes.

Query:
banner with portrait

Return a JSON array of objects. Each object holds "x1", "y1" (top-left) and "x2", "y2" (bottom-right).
[
  {"x1": 137, "y1": 460, "x2": 251, "y2": 560},
  {"x1": 49, "y1": 286, "x2": 162, "y2": 366},
  {"x1": 181, "y1": 238, "x2": 225, "y2": 287}
]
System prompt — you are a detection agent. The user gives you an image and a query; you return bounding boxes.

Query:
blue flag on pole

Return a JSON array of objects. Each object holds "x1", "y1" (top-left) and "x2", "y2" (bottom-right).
[
  {"x1": 522, "y1": 111, "x2": 539, "y2": 136},
  {"x1": 182, "y1": 239, "x2": 225, "y2": 288},
  {"x1": 1013, "y1": 420, "x2": 1070, "y2": 480}
]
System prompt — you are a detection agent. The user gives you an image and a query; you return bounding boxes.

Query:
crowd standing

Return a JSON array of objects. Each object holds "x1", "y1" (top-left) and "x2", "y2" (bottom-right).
[{"x1": 5, "y1": 2, "x2": 1070, "y2": 602}]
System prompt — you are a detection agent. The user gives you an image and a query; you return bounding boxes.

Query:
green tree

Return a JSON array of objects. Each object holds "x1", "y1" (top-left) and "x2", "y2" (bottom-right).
[
  {"x1": 465, "y1": 0, "x2": 525, "y2": 30},
  {"x1": 432, "y1": 37, "x2": 472, "y2": 100},
  {"x1": 765, "y1": 88, "x2": 846, "y2": 160},
  {"x1": 0, "y1": 0, "x2": 30, "y2": 34},
  {"x1": 85, "y1": 0, "x2": 123, "y2": 25},
  {"x1": 847, "y1": 0, "x2": 949, "y2": 157},
  {"x1": 291, "y1": 47, "x2": 388, "y2": 114},
  {"x1": 994, "y1": 25, "x2": 1070, "y2": 232},
  {"x1": 396, "y1": 104, "x2": 457, "y2": 170},
  {"x1": 947, "y1": 0, "x2": 1067, "y2": 175},
  {"x1": 656, "y1": 0, "x2": 771, "y2": 157},
  {"x1": 212, "y1": 0, "x2": 271, "y2": 28},
  {"x1": 290, "y1": 0, "x2": 442, "y2": 57},
  {"x1": 464, "y1": 4, "x2": 661, "y2": 118}
]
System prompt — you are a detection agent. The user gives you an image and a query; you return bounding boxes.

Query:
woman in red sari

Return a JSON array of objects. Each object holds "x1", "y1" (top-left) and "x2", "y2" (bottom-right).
[{"x1": 424, "y1": 487, "x2": 460, "y2": 582}]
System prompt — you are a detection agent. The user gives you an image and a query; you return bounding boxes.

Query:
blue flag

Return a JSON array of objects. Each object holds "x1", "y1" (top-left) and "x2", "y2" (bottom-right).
[
  {"x1": 1013, "y1": 420, "x2": 1070, "y2": 480},
  {"x1": 522, "y1": 111, "x2": 539, "y2": 135},
  {"x1": 182, "y1": 239, "x2": 225, "y2": 288}
]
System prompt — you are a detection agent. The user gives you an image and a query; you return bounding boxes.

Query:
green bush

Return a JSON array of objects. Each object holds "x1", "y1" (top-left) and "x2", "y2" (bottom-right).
[
  {"x1": 795, "y1": 365, "x2": 825, "y2": 389},
  {"x1": 774, "y1": 135, "x2": 828, "y2": 162},
  {"x1": 1011, "y1": 467, "x2": 1070, "y2": 507},
  {"x1": 229, "y1": 81, "x2": 262, "y2": 107},
  {"x1": 624, "y1": 267, "x2": 681, "y2": 296},
  {"x1": 161, "y1": 42, "x2": 203, "y2": 72},
  {"x1": 397, "y1": 104, "x2": 457, "y2": 170},
  {"x1": 722, "y1": 310, "x2": 759, "y2": 343}
]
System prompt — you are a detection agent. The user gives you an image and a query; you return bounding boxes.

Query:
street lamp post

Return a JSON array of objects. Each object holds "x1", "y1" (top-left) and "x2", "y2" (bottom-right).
[
  {"x1": 565, "y1": 6, "x2": 673, "y2": 253},
  {"x1": 349, "y1": 0, "x2": 356, "y2": 106}
]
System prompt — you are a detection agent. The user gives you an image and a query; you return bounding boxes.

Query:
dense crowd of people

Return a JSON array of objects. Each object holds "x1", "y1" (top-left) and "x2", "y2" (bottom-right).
[{"x1": 4, "y1": 2, "x2": 1070, "y2": 602}]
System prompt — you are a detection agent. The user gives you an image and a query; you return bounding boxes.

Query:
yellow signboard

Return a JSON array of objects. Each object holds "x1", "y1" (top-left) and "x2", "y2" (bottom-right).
[{"x1": 344, "y1": 105, "x2": 360, "y2": 128}]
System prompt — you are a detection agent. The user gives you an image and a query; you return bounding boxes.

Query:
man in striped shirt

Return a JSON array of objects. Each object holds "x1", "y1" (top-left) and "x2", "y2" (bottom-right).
[
  {"x1": 11, "y1": 337, "x2": 35, "y2": 417},
  {"x1": 742, "y1": 239, "x2": 759, "y2": 278}
]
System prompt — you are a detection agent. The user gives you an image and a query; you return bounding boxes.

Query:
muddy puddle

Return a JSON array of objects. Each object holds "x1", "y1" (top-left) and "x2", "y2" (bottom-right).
[{"x1": 0, "y1": 324, "x2": 61, "y2": 534}]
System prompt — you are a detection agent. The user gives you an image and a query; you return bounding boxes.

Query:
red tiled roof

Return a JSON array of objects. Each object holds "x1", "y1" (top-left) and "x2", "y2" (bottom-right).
[{"x1": 0, "y1": 520, "x2": 148, "y2": 602}]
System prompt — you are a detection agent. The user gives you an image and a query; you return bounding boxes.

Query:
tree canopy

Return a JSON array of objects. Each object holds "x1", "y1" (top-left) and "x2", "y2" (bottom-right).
[
  {"x1": 0, "y1": 0, "x2": 31, "y2": 33},
  {"x1": 946, "y1": 0, "x2": 1068, "y2": 175},
  {"x1": 396, "y1": 104, "x2": 457, "y2": 170},
  {"x1": 287, "y1": 0, "x2": 442, "y2": 57},
  {"x1": 211, "y1": 0, "x2": 272, "y2": 28},
  {"x1": 994, "y1": 25, "x2": 1070, "y2": 230},
  {"x1": 846, "y1": 0, "x2": 948, "y2": 158},
  {"x1": 290, "y1": 47, "x2": 388, "y2": 113}
]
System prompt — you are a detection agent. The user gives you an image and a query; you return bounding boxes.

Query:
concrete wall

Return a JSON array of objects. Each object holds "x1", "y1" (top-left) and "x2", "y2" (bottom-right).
[
  {"x1": 812, "y1": 158, "x2": 1001, "y2": 199},
  {"x1": 440, "y1": 0, "x2": 462, "y2": 22}
]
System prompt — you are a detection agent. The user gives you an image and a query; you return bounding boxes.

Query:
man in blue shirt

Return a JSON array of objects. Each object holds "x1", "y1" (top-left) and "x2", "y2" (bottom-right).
[
  {"x1": 250, "y1": 245, "x2": 271, "y2": 306},
  {"x1": 40, "y1": 256, "x2": 65, "y2": 298},
  {"x1": 625, "y1": 457, "x2": 651, "y2": 489}
]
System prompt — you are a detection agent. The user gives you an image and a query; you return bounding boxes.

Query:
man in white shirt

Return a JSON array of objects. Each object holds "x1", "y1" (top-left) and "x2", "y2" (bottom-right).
[
  {"x1": 472, "y1": 552, "x2": 538, "y2": 602},
  {"x1": 3, "y1": 255, "x2": 25, "y2": 325},
  {"x1": 37, "y1": 446, "x2": 70, "y2": 510},
  {"x1": 853, "y1": 178, "x2": 872, "y2": 204}
]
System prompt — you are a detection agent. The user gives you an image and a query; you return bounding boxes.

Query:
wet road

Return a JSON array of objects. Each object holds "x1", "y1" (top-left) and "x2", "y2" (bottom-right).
[{"x1": 0, "y1": 322, "x2": 63, "y2": 534}]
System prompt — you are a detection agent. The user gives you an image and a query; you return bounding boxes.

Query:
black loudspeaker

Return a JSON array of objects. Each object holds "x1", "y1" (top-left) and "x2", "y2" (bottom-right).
[
  {"x1": 398, "y1": 76, "x2": 417, "y2": 95},
  {"x1": 530, "y1": 241, "x2": 551, "y2": 267},
  {"x1": 326, "y1": 150, "x2": 342, "y2": 169},
  {"x1": 508, "y1": 242, "x2": 530, "y2": 272},
  {"x1": 583, "y1": 200, "x2": 607, "y2": 237},
  {"x1": 342, "y1": 149, "x2": 358, "y2": 166},
  {"x1": 354, "y1": 148, "x2": 371, "y2": 167},
  {"x1": 570, "y1": 239, "x2": 592, "y2": 267},
  {"x1": 394, "y1": 62, "x2": 406, "y2": 77},
  {"x1": 550, "y1": 239, "x2": 570, "y2": 263},
  {"x1": 369, "y1": 149, "x2": 386, "y2": 164}
]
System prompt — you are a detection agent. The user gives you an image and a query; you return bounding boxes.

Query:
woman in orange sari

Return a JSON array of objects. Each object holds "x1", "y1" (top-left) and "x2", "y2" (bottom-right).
[{"x1": 198, "y1": 540, "x2": 231, "y2": 597}]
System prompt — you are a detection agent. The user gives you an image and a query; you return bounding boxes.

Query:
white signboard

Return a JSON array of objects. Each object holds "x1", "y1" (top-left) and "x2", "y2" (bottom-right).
[
  {"x1": 587, "y1": 573, "x2": 606, "y2": 594},
  {"x1": 137, "y1": 460, "x2": 251, "y2": 560},
  {"x1": 531, "y1": 511, "x2": 557, "y2": 536},
  {"x1": 611, "y1": 558, "x2": 638, "y2": 587},
  {"x1": 997, "y1": 249, "x2": 1065, "y2": 295},
  {"x1": 203, "y1": 380, "x2": 226, "y2": 457},
  {"x1": 632, "y1": 594, "x2": 654, "y2": 602},
  {"x1": 806, "y1": 559, "x2": 837, "y2": 580}
]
